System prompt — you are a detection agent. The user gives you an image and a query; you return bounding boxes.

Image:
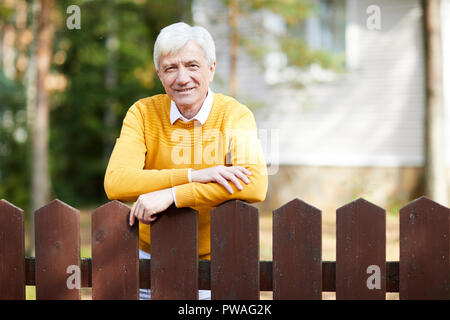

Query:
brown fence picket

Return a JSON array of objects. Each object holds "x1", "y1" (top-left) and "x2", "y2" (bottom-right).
[
  {"x1": 92, "y1": 201, "x2": 139, "y2": 300},
  {"x1": 150, "y1": 205, "x2": 198, "y2": 299},
  {"x1": 0, "y1": 200, "x2": 25, "y2": 299},
  {"x1": 273, "y1": 198, "x2": 322, "y2": 299},
  {"x1": 211, "y1": 200, "x2": 259, "y2": 300},
  {"x1": 35, "y1": 199, "x2": 80, "y2": 300},
  {"x1": 336, "y1": 198, "x2": 386, "y2": 299},
  {"x1": 399, "y1": 196, "x2": 450, "y2": 299}
]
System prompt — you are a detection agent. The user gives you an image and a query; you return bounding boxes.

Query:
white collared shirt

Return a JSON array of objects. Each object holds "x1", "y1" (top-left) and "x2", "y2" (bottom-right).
[{"x1": 169, "y1": 88, "x2": 213, "y2": 206}]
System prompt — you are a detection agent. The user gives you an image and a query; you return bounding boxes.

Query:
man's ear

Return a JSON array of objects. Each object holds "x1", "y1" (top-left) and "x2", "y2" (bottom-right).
[{"x1": 209, "y1": 61, "x2": 216, "y2": 82}]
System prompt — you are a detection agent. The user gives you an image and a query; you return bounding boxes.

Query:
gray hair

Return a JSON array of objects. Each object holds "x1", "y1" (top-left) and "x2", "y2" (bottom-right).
[{"x1": 153, "y1": 22, "x2": 216, "y2": 71}]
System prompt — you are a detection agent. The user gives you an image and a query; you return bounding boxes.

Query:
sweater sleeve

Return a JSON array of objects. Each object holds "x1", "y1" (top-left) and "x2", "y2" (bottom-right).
[
  {"x1": 104, "y1": 103, "x2": 190, "y2": 202},
  {"x1": 173, "y1": 110, "x2": 268, "y2": 208}
]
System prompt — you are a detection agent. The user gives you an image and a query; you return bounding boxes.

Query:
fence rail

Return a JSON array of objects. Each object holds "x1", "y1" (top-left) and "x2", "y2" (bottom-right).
[{"x1": 0, "y1": 196, "x2": 449, "y2": 300}]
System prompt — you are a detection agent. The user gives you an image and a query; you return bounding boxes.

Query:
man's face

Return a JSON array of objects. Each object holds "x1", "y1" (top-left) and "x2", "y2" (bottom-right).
[{"x1": 157, "y1": 41, "x2": 216, "y2": 110}]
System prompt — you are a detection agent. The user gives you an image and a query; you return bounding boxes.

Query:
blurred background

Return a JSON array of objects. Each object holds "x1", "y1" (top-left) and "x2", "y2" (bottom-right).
[{"x1": 1, "y1": 0, "x2": 450, "y2": 299}]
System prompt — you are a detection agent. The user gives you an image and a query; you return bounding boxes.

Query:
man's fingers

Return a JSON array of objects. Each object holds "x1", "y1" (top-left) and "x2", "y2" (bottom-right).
[
  {"x1": 234, "y1": 166, "x2": 251, "y2": 176},
  {"x1": 144, "y1": 207, "x2": 157, "y2": 223},
  {"x1": 231, "y1": 168, "x2": 250, "y2": 184},
  {"x1": 221, "y1": 171, "x2": 243, "y2": 191},
  {"x1": 224, "y1": 166, "x2": 250, "y2": 185},
  {"x1": 129, "y1": 211, "x2": 135, "y2": 226},
  {"x1": 130, "y1": 202, "x2": 136, "y2": 226},
  {"x1": 215, "y1": 175, "x2": 234, "y2": 194},
  {"x1": 135, "y1": 203, "x2": 144, "y2": 223}
]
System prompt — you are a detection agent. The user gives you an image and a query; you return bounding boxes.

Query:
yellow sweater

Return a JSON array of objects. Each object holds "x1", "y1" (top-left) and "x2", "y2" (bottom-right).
[{"x1": 104, "y1": 93, "x2": 268, "y2": 260}]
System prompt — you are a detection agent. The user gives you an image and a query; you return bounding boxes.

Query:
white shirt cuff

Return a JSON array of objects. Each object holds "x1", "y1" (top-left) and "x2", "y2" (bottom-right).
[
  {"x1": 171, "y1": 187, "x2": 178, "y2": 207},
  {"x1": 188, "y1": 168, "x2": 192, "y2": 182}
]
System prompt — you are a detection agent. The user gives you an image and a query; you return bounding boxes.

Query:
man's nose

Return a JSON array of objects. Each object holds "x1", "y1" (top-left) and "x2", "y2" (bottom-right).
[{"x1": 176, "y1": 67, "x2": 190, "y2": 85}]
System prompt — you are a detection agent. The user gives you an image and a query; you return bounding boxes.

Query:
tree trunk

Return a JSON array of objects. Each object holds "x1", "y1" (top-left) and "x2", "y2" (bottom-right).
[
  {"x1": 423, "y1": 0, "x2": 448, "y2": 205},
  {"x1": 15, "y1": 0, "x2": 28, "y2": 80},
  {"x1": 103, "y1": 0, "x2": 119, "y2": 161},
  {"x1": 2, "y1": 23, "x2": 16, "y2": 79},
  {"x1": 33, "y1": 0, "x2": 54, "y2": 209},
  {"x1": 26, "y1": 0, "x2": 54, "y2": 254},
  {"x1": 228, "y1": 0, "x2": 238, "y2": 98}
]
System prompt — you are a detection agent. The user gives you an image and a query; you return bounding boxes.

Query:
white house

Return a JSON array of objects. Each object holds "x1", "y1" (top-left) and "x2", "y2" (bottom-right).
[{"x1": 192, "y1": 0, "x2": 450, "y2": 212}]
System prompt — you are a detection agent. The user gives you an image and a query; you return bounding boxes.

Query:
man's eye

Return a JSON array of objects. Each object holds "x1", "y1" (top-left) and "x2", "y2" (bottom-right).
[{"x1": 190, "y1": 64, "x2": 199, "y2": 68}]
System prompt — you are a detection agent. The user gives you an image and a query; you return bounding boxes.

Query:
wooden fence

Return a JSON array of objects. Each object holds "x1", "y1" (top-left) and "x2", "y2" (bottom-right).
[{"x1": 0, "y1": 196, "x2": 449, "y2": 300}]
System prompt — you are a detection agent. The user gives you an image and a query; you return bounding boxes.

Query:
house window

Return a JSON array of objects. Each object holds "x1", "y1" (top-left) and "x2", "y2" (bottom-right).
[
  {"x1": 285, "y1": 0, "x2": 346, "y2": 70},
  {"x1": 307, "y1": 0, "x2": 346, "y2": 54}
]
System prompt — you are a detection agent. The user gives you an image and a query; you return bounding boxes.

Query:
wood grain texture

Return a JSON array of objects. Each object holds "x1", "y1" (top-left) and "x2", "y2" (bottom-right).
[
  {"x1": 92, "y1": 201, "x2": 138, "y2": 300},
  {"x1": 0, "y1": 200, "x2": 25, "y2": 299},
  {"x1": 273, "y1": 198, "x2": 322, "y2": 299},
  {"x1": 400, "y1": 196, "x2": 450, "y2": 299},
  {"x1": 336, "y1": 198, "x2": 386, "y2": 300},
  {"x1": 35, "y1": 199, "x2": 80, "y2": 300},
  {"x1": 150, "y1": 205, "x2": 198, "y2": 299},
  {"x1": 211, "y1": 200, "x2": 259, "y2": 300}
]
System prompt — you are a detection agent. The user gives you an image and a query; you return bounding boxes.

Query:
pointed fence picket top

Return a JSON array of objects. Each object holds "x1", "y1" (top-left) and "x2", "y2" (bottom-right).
[
  {"x1": 273, "y1": 198, "x2": 322, "y2": 300},
  {"x1": 34, "y1": 199, "x2": 80, "y2": 300},
  {"x1": 336, "y1": 198, "x2": 386, "y2": 300},
  {"x1": 92, "y1": 201, "x2": 139, "y2": 300},
  {"x1": 0, "y1": 200, "x2": 25, "y2": 300},
  {"x1": 399, "y1": 196, "x2": 450, "y2": 300},
  {"x1": 211, "y1": 200, "x2": 259, "y2": 300},
  {"x1": 151, "y1": 205, "x2": 198, "y2": 300}
]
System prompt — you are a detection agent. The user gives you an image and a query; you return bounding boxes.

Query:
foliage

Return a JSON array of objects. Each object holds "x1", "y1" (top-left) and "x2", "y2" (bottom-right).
[
  {"x1": 1, "y1": 0, "x2": 341, "y2": 209},
  {"x1": 238, "y1": 0, "x2": 315, "y2": 25},
  {"x1": 280, "y1": 36, "x2": 345, "y2": 71},
  {"x1": 0, "y1": 0, "x2": 192, "y2": 209},
  {"x1": 49, "y1": 0, "x2": 192, "y2": 207},
  {"x1": 0, "y1": 2, "x2": 15, "y2": 20},
  {"x1": 0, "y1": 73, "x2": 30, "y2": 210},
  {"x1": 229, "y1": 0, "x2": 345, "y2": 72}
]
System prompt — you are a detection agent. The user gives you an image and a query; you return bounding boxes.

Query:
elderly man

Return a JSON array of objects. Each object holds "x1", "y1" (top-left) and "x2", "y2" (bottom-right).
[{"x1": 104, "y1": 22, "x2": 268, "y2": 300}]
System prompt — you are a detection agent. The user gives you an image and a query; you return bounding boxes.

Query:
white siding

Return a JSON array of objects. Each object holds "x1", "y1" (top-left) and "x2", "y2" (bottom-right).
[{"x1": 193, "y1": 0, "x2": 450, "y2": 167}]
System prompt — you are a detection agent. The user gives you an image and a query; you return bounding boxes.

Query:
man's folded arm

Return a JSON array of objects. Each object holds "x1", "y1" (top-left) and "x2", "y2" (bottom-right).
[
  {"x1": 104, "y1": 104, "x2": 190, "y2": 202},
  {"x1": 173, "y1": 164, "x2": 267, "y2": 208},
  {"x1": 173, "y1": 110, "x2": 268, "y2": 208}
]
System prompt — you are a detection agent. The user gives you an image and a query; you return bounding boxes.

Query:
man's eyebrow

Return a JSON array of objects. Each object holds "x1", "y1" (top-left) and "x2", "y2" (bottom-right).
[
  {"x1": 185, "y1": 60, "x2": 200, "y2": 65},
  {"x1": 161, "y1": 60, "x2": 200, "y2": 69},
  {"x1": 161, "y1": 62, "x2": 177, "y2": 69}
]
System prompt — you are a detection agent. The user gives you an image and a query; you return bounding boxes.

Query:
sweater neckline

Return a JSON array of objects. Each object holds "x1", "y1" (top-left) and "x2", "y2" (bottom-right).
[{"x1": 169, "y1": 93, "x2": 221, "y2": 128}]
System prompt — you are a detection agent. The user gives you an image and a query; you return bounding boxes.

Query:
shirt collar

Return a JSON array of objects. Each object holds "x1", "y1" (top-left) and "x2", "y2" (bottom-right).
[{"x1": 170, "y1": 88, "x2": 213, "y2": 125}]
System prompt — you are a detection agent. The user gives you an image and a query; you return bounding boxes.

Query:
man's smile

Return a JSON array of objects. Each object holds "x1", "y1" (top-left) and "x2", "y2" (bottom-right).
[{"x1": 175, "y1": 87, "x2": 196, "y2": 94}]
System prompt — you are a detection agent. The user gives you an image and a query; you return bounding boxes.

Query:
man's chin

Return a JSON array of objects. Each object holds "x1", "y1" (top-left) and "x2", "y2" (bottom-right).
[{"x1": 172, "y1": 96, "x2": 198, "y2": 108}]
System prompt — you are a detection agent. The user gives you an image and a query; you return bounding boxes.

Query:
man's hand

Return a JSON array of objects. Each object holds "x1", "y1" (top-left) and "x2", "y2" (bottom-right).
[
  {"x1": 190, "y1": 165, "x2": 251, "y2": 194},
  {"x1": 129, "y1": 188, "x2": 174, "y2": 226}
]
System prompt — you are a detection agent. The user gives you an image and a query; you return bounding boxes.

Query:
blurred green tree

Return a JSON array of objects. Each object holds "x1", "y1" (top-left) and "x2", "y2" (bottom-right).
[
  {"x1": 0, "y1": 0, "x2": 192, "y2": 213},
  {"x1": 0, "y1": 73, "x2": 29, "y2": 210},
  {"x1": 49, "y1": 0, "x2": 192, "y2": 208},
  {"x1": 0, "y1": 0, "x2": 30, "y2": 211}
]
